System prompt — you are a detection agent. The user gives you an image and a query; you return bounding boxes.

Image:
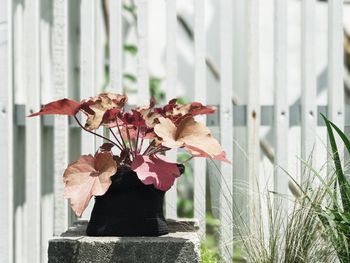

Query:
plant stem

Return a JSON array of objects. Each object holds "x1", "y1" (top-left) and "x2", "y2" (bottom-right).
[
  {"x1": 74, "y1": 115, "x2": 122, "y2": 151},
  {"x1": 109, "y1": 128, "x2": 124, "y2": 149},
  {"x1": 181, "y1": 155, "x2": 193, "y2": 164},
  {"x1": 139, "y1": 136, "x2": 144, "y2": 152},
  {"x1": 125, "y1": 126, "x2": 134, "y2": 156},
  {"x1": 116, "y1": 120, "x2": 128, "y2": 149},
  {"x1": 146, "y1": 145, "x2": 165, "y2": 156},
  {"x1": 142, "y1": 140, "x2": 156, "y2": 155},
  {"x1": 134, "y1": 126, "x2": 140, "y2": 155}
]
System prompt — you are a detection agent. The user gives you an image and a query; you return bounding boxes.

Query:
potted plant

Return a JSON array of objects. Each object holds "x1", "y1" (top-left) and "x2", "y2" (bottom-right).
[{"x1": 29, "y1": 93, "x2": 229, "y2": 236}]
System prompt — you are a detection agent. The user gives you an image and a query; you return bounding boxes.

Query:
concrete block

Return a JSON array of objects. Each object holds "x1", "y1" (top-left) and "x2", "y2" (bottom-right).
[{"x1": 48, "y1": 220, "x2": 200, "y2": 263}]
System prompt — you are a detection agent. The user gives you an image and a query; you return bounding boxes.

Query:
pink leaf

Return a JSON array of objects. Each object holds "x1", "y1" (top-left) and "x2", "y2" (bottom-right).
[
  {"x1": 63, "y1": 152, "x2": 117, "y2": 216},
  {"x1": 131, "y1": 154, "x2": 180, "y2": 191},
  {"x1": 28, "y1": 98, "x2": 81, "y2": 117}
]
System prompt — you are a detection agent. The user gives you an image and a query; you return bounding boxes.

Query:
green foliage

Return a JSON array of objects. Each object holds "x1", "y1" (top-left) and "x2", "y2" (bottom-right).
[
  {"x1": 123, "y1": 3, "x2": 137, "y2": 20},
  {"x1": 236, "y1": 180, "x2": 336, "y2": 263},
  {"x1": 317, "y1": 114, "x2": 350, "y2": 262},
  {"x1": 149, "y1": 77, "x2": 166, "y2": 104},
  {"x1": 201, "y1": 243, "x2": 219, "y2": 263},
  {"x1": 124, "y1": 44, "x2": 138, "y2": 55},
  {"x1": 123, "y1": 73, "x2": 137, "y2": 83}
]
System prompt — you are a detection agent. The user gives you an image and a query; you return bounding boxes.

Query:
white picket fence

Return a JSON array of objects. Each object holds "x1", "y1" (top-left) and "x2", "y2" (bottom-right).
[{"x1": 0, "y1": 0, "x2": 347, "y2": 262}]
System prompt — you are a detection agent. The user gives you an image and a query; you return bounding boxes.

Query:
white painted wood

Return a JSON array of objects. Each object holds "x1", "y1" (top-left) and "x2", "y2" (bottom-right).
[
  {"x1": 13, "y1": 3, "x2": 25, "y2": 106},
  {"x1": 219, "y1": 0, "x2": 234, "y2": 260},
  {"x1": 13, "y1": 4, "x2": 26, "y2": 262},
  {"x1": 328, "y1": 0, "x2": 344, "y2": 162},
  {"x1": 246, "y1": 0, "x2": 260, "y2": 215},
  {"x1": 193, "y1": 0, "x2": 206, "y2": 239},
  {"x1": 52, "y1": 0, "x2": 69, "y2": 236},
  {"x1": 0, "y1": 0, "x2": 13, "y2": 261},
  {"x1": 301, "y1": 0, "x2": 317, "y2": 177},
  {"x1": 94, "y1": 0, "x2": 105, "y2": 156},
  {"x1": 274, "y1": 0, "x2": 289, "y2": 195},
  {"x1": 165, "y1": 0, "x2": 178, "y2": 220},
  {"x1": 23, "y1": 0, "x2": 41, "y2": 261},
  {"x1": 80, "y1": 0, "x2": 96, "y2": 220},
  {"x1": 136, "y1": 0, "x2": 150, "y2": 105},
  {"x1": 40, "y1": 1, "x2": 54, "y2": 262},
  {"x1": 109, "y1": 0, "x2": 123, "y2": 94},
  {"x1": 40, "y1": 0, "x2": 53, "y2": 104}
]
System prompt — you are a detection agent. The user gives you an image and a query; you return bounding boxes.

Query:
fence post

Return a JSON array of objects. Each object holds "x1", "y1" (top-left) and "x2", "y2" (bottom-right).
[
  {"x1": 274, "y1": 0, "x2": 289, "y2": 197},
  {"x1": 24, "y1": 0, "x2": 41, "y2": 261},
  {"x1": 109, "y1": 0, "x2": 123, "y2": 94},
  {"x1": 136, "y1": 0, "x2": 150, "y2": 105},
  {"x1": 301, "y1": 0, "x2": 317, "y2": 178},
  {"x1": 0, "y1": 0, "x2": 13, "y2": 261},
  {"x1": 328, "y1": 0, "x2": 344, "y2": 165},
  {"x1": 219, "y1": 0, "x2": 234, "y2": 260},
  {"x1": 52, "y1": 0, "x2": 69, "y2": 236},
  {"x1": 80, "y1": 0, "x2": 97, "y2": 220},
  {"x1": 193, "y1": 0, "x2": 207, "y2": 239},
  {"x1": 246, "y1": 0, "x2": 260, "y2": 218},
  {"x1": 165, "y1": 0, "x2": 178, "y2": 220}
]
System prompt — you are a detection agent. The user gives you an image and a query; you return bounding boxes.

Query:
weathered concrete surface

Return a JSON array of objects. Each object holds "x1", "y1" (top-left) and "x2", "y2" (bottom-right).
[{"x1": 48, "y1": 220, "x2": 200, "y2": 263}]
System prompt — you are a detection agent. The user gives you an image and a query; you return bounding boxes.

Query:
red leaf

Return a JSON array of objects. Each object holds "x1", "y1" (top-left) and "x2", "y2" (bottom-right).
[
  {"x1": 28, "y1": 98, "x2": 81, "y2": 117},
  {"x1": 63, "y1": 152, "x2": 117, "y2": 216},
  {"x1": 131, "y1": 154, "x2": 180, "y2": 191}
]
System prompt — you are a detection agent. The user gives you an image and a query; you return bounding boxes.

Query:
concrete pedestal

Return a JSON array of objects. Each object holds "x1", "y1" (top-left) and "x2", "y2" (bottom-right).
[{"x1": 48, "y1": 219, "x2": 200, "y2": 263}]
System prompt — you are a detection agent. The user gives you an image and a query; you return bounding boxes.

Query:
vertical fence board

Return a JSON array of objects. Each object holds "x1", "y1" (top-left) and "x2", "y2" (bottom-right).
[
  {"x1": 219, "y1": 0, "x2": 234, "y2": 260},
  {"x1": 110, "y1": 0, "x2": 123, "y2": 94},
  {"x1": 136, "y1": 0, "x2": 150, "y2": 105},
  {"x1": 165, "y1": 0, "x2": 178, "y2": 219},
  {"x1": 40, "y1": 1, "x2": 54, "y2": 262},
  {"x1": 0, "y1": 0, "x2": 13, "y2": 261},
  {"x1": 13, "y1": 3, "x2": 26, "y2": 262},
  {"x1": 80, "y1": 0, "x2": 96, "y2": 220},
  {"x1": 274, "y1": 0, "x2": 289, "y2": 195},
  {"x1": 193, "y1": 0, "x2": 206, "y2": 238},
  {"x1": 301, "y1": 0, "x2": 317, "y2": 177},
  {"x1": 24, "y1": 0, "x2": 41, "y2": 261},
  {"x1": 52, "y1": 0, "x2": 69, "y2": 236},
  {"x1": 328, "y1": 0, "x2": 344, "y2": 161},
  {"x1": 94, "y1": 1, "x2": 105, "y2": 153},
  {"x1": 246, "y1": 0, "x2": 260, "y2": 215}
]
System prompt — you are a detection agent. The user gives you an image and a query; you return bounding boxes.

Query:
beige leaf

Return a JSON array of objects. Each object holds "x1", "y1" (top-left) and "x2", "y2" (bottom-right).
[{"x1": 63, "y1": 152, "x2": 117, "y2": 216}]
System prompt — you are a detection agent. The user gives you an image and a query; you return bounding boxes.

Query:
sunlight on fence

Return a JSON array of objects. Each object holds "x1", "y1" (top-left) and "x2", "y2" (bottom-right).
[{"x1": 0, "y1": 0, "x2": 347, "y2": 262}]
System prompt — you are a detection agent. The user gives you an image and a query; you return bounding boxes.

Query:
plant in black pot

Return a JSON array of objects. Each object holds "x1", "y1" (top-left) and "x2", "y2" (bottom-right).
[{"x1": 29, "y1": 93, "x2": 229, "y2": 236}]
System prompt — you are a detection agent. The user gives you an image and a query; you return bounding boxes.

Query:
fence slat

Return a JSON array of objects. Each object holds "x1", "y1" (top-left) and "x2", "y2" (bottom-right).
[
  {"x1": 52, "y1": 0, "x2": 69, "y2": 236},
  {"x1": 165, "y1": 0, "x2": 178, "y2": 219},
  {"x1": 219, "y1": 0, "x2": 234, "y2": 260},
  {"x1": 301, "y1": 0, "x2": 317, "y2": 177},
  {"x1": 193, "y1": 0, "x2": 206, "y2": 239},
  {"x1": 24, "y1": 0, "x2": 41, "y2": 261},
  {"x1": 80, "y1": 0, "x2": 96, "y2": 220},
  {"x1": 247, "y1": 0, "x2": 260, "y2": 213},
  {"x1": 136, "y1": 0, "x2": 150, "y2": 105},
  {"x1": 328, "y1": 0, "x2": 344, "y2": 159},
  {"x1": 109, "y1": 0, "x2": 123, "y2": 94},
  {"x1": 0, "y1": 0, "x2": 13, "y2": 261},
  {"x1": 274, "y1": 0, "x2": 289, "y2": 195}
]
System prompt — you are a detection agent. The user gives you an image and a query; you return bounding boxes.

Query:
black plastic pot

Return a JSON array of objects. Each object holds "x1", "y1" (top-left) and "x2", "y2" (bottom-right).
[{"x1": 86, "y1": 164, "x2": 184, "y2": 237}]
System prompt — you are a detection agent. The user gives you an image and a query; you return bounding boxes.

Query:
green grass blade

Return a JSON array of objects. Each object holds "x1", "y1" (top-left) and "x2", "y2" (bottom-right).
[{"x1": 321, "y1": 114, "x2": 350, "y2": 211}]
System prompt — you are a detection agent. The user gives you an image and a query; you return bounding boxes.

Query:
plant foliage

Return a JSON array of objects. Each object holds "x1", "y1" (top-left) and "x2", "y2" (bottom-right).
[{"x1": 28, "y1": 93, "x2": 228, "y2": 216}]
